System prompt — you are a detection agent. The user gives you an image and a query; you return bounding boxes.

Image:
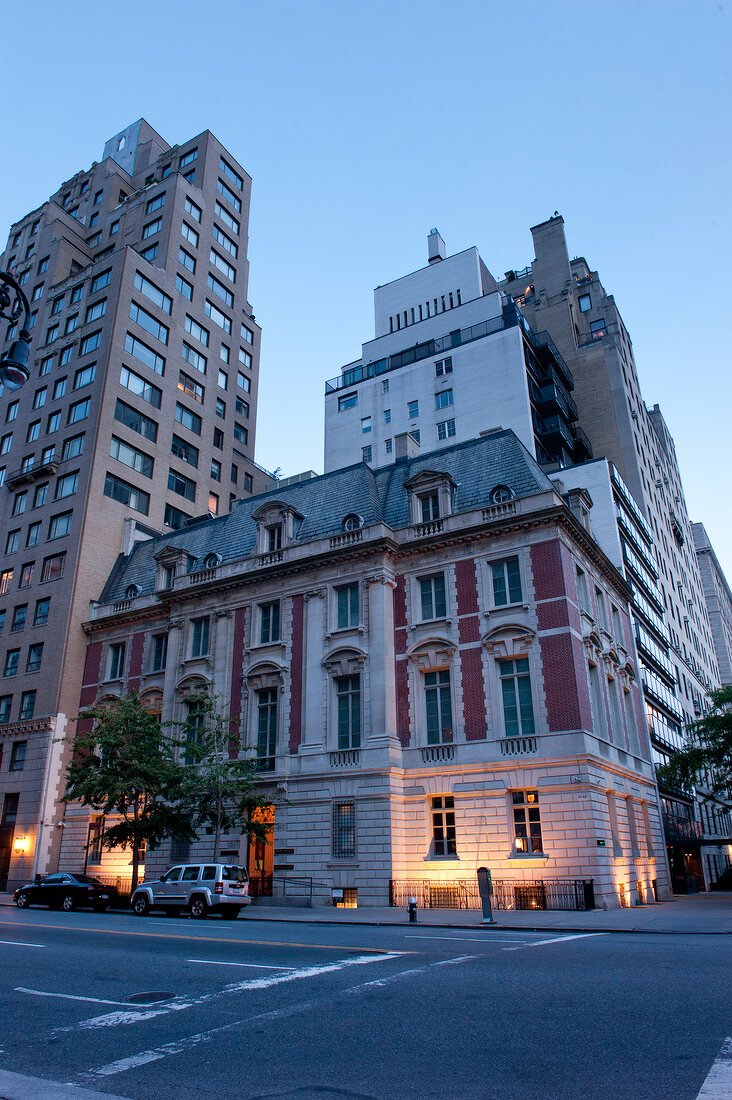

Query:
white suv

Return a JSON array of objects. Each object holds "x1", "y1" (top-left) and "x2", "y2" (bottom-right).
[{"x1": 131, "y1": 863, "x2": 251, "y2": 919}]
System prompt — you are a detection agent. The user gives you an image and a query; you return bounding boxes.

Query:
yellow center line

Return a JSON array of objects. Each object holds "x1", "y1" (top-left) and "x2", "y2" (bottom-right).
[{"x1": 0, "y1": 918, "x2": 412, "y2": 954}]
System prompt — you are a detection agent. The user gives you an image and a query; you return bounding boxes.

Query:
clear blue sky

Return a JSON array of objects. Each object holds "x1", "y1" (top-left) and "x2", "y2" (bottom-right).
[{"x1": 2, "y1": 1, "x2": 730, "y2": 574}]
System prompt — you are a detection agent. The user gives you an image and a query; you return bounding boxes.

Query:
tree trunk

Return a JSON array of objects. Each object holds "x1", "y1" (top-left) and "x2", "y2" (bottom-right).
[{"x1": 131, "y1": 842, "x2": 140, "y2": 892}]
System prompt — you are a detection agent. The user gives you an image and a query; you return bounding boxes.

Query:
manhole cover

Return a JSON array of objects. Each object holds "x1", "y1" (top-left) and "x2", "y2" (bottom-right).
[{"x1": 126, "y1": 991, "x2": 174, "y2": 1004}]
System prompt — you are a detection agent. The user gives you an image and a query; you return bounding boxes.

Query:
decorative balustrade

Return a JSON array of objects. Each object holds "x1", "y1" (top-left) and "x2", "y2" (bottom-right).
[
  {"x1": 329, "y1": 749, "x2": 360, "y2": 768},
  {"x1": 499, "y1": 736, "x2": 538, "y2": 755},
  {"x1": 420, "y1": 744, "x2": 455, "y2": 764}
]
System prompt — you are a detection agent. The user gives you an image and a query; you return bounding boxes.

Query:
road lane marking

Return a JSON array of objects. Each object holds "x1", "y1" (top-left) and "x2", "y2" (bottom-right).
[
  {"x1": 0, "y1": 919, "x2": 399, "y2": 954},
  {"x1": 503, "y1": 933, "x2": 608, "y2": 951},
  {"x1": 61, "y1": 953, "x2": 404, "y2": 1034},
  {"x1": 0, "y1": 939, "x2": 45, "y2": 948},
  {"x1": 409, "y1": 935, "x2": 529, "y2": 943},
  {"x1": 187, "y1": 959, "x2": 297, "y2": 970},
  {"x1": 15, "y1": 987, "x2": 138, "y2": 1007},
  {"x1": 697, "y1": 1036, "x2": 732, "y2": 1098},
  {"x1": 83, "y1": 954, "x2": 473, "y2": 1079}
]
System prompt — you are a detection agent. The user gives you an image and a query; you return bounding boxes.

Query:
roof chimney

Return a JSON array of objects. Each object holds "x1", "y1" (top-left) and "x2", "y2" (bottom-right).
[
  {"x1": 428, "y1": 228, "x2": 446, "y2": 264},
  {"x1": 394, "y1": 431, "x2": 421, "y2": 463}
]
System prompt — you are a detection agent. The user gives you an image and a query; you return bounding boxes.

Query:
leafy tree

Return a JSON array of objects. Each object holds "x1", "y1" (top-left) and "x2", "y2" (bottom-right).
[
  {"x1": 63, "y1": 692, "x2": 193, "y2": 890},
  {"x1": 657, "y1": 686, "x2": 732, "y2": 801},
  {"x1": 176, "y1": 689, "x2": 272, "y2": 862}
]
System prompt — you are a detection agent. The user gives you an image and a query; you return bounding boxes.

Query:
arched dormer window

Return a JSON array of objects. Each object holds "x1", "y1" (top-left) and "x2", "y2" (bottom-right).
[
  {"x1": 251, "y1": 501, "x2": 303, "y2": 556},
  {"x1": 404, "y1": 469, "x2": 456, "y2": 526}
]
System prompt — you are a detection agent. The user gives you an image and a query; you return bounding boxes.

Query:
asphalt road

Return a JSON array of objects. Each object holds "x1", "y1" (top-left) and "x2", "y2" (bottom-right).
[{"x1": 0, "y1": 906, "x2": 730, "y2": 1099}]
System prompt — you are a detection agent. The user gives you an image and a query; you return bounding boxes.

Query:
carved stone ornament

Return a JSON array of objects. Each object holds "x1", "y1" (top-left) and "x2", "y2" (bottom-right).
[
  {"x1": 482, "y1": 623, "x2": 535, "y2": 659},
  {"x1": 364, "y1": 573, "x2": 397, "y2": 590},
  {"x1": 175, "y1": 674, "x2": 210, "y2": 697},
  {"x1": 583, "y1": 631, "x2": 602, "y2": 667},
  {"x1": 323, "y1": 647, "x2": 367, "y2": 677},
  {"x1": 245, "y1": 662, "x2": 286, "y2": 691},
  {"x1": 167, "y1": 618, "x2": 185, "y2": 632},
  {"x1": 215, "y1": 608, "x2": 233, "y2": 620},
  {"x1": 303, "y1": 588, "x2": 326, "y2": 602},
  {"x1": 407, "y1": 638, "x2": 457, "y2": 670}
]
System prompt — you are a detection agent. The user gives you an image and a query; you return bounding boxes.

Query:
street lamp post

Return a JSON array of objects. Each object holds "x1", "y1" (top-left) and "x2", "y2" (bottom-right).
[{"x1": 0, "y1": 270, "x2": 33, "y2": 391}]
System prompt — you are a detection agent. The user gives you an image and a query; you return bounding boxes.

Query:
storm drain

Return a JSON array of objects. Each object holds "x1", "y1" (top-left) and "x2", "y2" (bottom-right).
[{"x1": 125, "y1": 991, "x2": 175, "y2": 1004}]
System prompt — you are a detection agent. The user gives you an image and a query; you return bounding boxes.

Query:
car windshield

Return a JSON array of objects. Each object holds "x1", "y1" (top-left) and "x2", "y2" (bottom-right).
[{"x1": 222, "y1": 865, "x2": 247, "y2": 882}]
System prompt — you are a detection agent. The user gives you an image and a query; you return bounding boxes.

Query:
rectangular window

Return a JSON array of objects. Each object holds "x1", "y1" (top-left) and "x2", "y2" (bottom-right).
[
  {"x1": 178, "y1": 370, "x2": 204, "y2": 404},
  {"x1": 54, "y1": 472, "x2": 78, "y2": 499},
  {"x1": 210, "y1": 458, "x2": 221, "y2": 482},
  {"x1": 420, "y1": 493, "x2": 439, "y2": 522},
  {"x1": 361, "y1": 416, "x2": 371, "y2": 434},
  {"x1": 218, "y1": 369, "x2": 228, "y2": 390},
  {"x1": 2, "y1": 792, "x2": 19, "y2": 824},
  {"x1": 431, "y1": 795, "x2": 456, "y2": 855},
  {"x1": 256, "y1": 688, "x2": 277, "y2": 771},
  {"x1": 213, "y1": 427, "x2": 224, "y2": 449},
  {"x1": 435, "y1": 389, "x2": 454, "y2": 409},
  {"x1": 336, "y1": 675, "x2": 361, "y2": 749},
  {"x1": 0, "y1": 432, "x2": 12, "y2": 453},
  {"x1": 12, "y1": 492, "x2": 27, "y2": 516},
  {"x1": 10, "y1": 741, "x2": 27, "y2": 770},
  {"x1": 151, "y1": 633, "x2": 168, "y2": 672},
  {"x1": 184, "y1": 314, "x2": 209, "y2": 347},
  {"x1": 216, "y1": 398, "x2": 226, "y2": 418},
  {"x1": 184, "y1": 196, "x2": 202, "y2": 222},
  {"x1": 179, "y1": 148, "x2": 198, "y2": 167},
  {"x1": 120, "y1": 366, "x2": 162, "y2": 408},
  {"x1": 124, "y1": 333, "x2": 165, "y2": 374},
  {"x1": 425, "y1": 671, "x2": 453, "y2": 744},
  {"x1": 164, "y1": 502, "x2": 190, "y2": 529},
  {"x1": 171, "y1": 433, "x2": 199, "y2": 468},
  {"x1": 176, "y1": 274, "x2": 193, "y2": 301},
  {"x1": 215, "y1": 201, "x2": 240, "y2": 234},
  {"x1": 145, "y1": 193, "x2": 165, "y2": 215},
  {"x1": 39, "y1": 355, "x2": 54, "y2": 375},
  {"x1": 4, "y1": 650, "x2": 19, "y2": 676},
  {"x1": 26, "y1": 643, "x2": 43, "y2": 672},
  {"x1": 32, "y1": 485, "x2": 46, "y2": 509},
  {"x1": 45, "y1": 324, "x2": 59, "y2": 344},
  {"x1": 26, "y1": 522, "x2": 41, "y2": 547},
  {"x1": 209, "y1": 248, "x2": 236, "y2": 283},
  {"x1": 578, "y1": 294, "x2": 591, "y2": 313},
  {"x1": 237, "y1": 371, "x2": 251, "y2": 392},
  {"x1": 361, "y1": 446, "x2": 372, "y2": 463},
  {"x1": 103, "y1": 473, "x2": 150, "y2": 515},
  {"x1": 259, "y1": 602, "x2": 280, "y2": 644},
  {"x1": 435, "y1": 357, "x2": 453, "y2": 377},
  {"x1": 168, "y1": 468, "x2": 196, "y2": 502},
  {"x1": 336, "y1": 583, "x2": 359, "y2": 629},
  {"x1": 0, "y1": 696, "x2": 11, "y2": 724},
  {"x1": 217, "y1": 178, "x2": 242, "y2": 212},
  {"x1": 420, "y1": 574, "x2": 446, "y2": 620},
  {"x1": 85, "y1": 299, "x2": 106, "y2": 324},
  {"x1": 212, "y1": 224, "x2": 238, "y2": 257},
  {"x1": 91, "y1": 269, "x2": 111, "y2": 293},
  {"x1": 204, "y1": 300, "x2": 232, "y2": 334},
  {"x1": 27, "y1": 421, "x2": 40, "y2": 442},
  {"x1": 142, "y1": 218, "x2": 162, "y2": 240},
  {"x1": 182, "y1": 341, "x2": 207, "y2": 374},
  {"x1": 70, "y1": 284, "x2": 84, "y2": 303},
  {"x1": 79, "y1": 331, "x2": 101, "y2": 355},
  {"x1": 114, "y1": 400, "x2": 157, "y2": 443},
  {"x1": 500, "y1": 658, "x2": 535, "y2": 737},
  {"x1": 48, "y1": 511, "x2": 72, "y2": 539},
  {"x1": 437, "y1": 419, "x2": 456, "y2": 440},
  {"x1": 332, "y1": 800, "x2": 356, "y2": 859},
  {"x1": 512, "y1": 790, "x2": 542, "y2": 853},
  {"x1": 178, "y1": 247, "x2": 196, "y2": 273},
  {"x1": 129, "y1": 302, "x2": 169, "y2": 344},
  {"x1": 67, "y1": 399, "x2": 90, "y2": 424},
  {"x1": 108, "y1": 642, "x2": 126, "y2": 680},
  {"x1": 207, "y1": 273, "x2": 234, "y2": 308},
  {"x1": 190, "y1": 616, "x2": 210, "y2": 658},
  {"x1": 339, "y1": 392, "x2": 358, "y2": 411},
  {"x1": 233, "y1": 422, "x2": 248, "y2": 445},
  {"x1": 111, "y1": 436, "x2": 153, "y2": 477},
  {"x1": 11, "y1": 605, "x2": 26, "y2": 631},
  {"x1": 220, "y1": 345, "x2": 230, "y2": 364},
  {"x1": 181, "y1": 222, "x2": 199, "y2": 247},
  {"x1": 590, "y1": 318, "x2": 606, "y2": 338},
  {"x1": 134, "y1": 272, "x2": 172, "y2": 314},
  {"x1": 408, "y1": 400, "x2": 419, "y2": 418},
  {"x1": 53, "y1": 377, "x2": 67, "y2": 399},
  {"x1": 73, "y1": 364, "x2": 96, "y2": 389},
  {"x1": 491, "y1": 558, "x2": 522, "y2": 606},
  {"x1": 235, "y1": 397, "x2": 249, "y2": 418},
  {"x1": 34, "y1": 598, "x2": 50, "y2": 626},
  {"x1": 46, "y1": 411, "x2": 61, "y2": 434},
  {"x1": 139, "y1": 244, "x2": 158, "y2": 263},
  {"x1": 5, "y1": 529, "x2": 19, "y2": 554},
  {"x1": 0, "y1": 569, "x2": 13, "y2": 594},
  {"x1": 219, "y1": 155, "x2": 243, "y2": 190}
]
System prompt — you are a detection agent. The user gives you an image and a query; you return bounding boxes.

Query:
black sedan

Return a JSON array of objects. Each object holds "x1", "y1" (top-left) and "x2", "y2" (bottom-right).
[{"x1": 13, "y1": 872, "x2": 119, "y2": 912}]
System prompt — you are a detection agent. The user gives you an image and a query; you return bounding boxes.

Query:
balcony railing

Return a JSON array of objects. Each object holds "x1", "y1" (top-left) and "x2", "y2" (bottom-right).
[
  {"x1": 329, "y1": 750, "x2": 360, "y2": 768},
  {"x1": 6, "y1": 454, "x2": 60, "y2": 489},
  {"x1": 421, "y1": 744, "x2": 455, "y2": 764},
  {"x1": 500, "y1": 737, "x2": 538, "y2": 755}
]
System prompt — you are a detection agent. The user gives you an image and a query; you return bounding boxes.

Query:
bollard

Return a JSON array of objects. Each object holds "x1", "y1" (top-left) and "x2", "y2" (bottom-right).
[{"x1": 407, "y1": 896, "x2": 417, "y2": 922}]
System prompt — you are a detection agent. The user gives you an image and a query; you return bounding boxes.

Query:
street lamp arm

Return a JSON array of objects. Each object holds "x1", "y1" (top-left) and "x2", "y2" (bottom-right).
[{"x1": 0, "y1": 270, "x2": 33, "y2": 391}]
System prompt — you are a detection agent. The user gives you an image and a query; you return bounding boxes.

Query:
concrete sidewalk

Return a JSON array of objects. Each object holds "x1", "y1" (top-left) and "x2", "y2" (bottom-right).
[{"x1": 3, "y1": 889, "x2": 732, "y2": 933}]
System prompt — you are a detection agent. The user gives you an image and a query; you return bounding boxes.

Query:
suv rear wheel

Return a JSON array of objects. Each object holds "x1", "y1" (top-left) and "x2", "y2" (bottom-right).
[
  {"x1": 189, "y1": 896, "x2": 209, "y2": 920},
  {"x1": 132, "y1": 894, "x2": 150, "y2": 916}
]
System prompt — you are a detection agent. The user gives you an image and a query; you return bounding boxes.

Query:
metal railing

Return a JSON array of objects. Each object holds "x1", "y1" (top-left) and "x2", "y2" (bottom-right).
[{"x1": 389, "y1": 878, "x2": 595, "y2": 911}]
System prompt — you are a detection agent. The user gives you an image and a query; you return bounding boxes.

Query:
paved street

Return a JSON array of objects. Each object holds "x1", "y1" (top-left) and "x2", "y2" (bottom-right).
[{"x1": 0, "y1": 906, "x2": 731, "y2": 1099}]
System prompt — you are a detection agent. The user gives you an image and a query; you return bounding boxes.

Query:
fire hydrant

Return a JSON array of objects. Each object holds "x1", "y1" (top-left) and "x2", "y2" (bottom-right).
[{"x1": 407, "y1": 896, "x2": 417, "y2": 922}]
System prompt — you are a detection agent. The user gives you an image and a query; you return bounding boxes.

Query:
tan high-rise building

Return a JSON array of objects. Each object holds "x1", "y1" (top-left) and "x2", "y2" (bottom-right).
[{"x1": 0, "y1": 120, "x2": 273, "y2": 890}]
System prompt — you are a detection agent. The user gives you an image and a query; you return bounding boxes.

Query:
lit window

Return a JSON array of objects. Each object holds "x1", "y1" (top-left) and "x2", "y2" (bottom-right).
[
  {"x1": 332, "y1": 800, "x2": 356, "y2": 859},
  {"x1": 512, "y1": 790, "x2": 543, "y2": 854},
  {"x1": 431, "y1": 795, "x2": 456, "y2": 855}
]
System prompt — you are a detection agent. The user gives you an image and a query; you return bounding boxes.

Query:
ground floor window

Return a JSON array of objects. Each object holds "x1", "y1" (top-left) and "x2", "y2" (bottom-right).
[
  {"x1": 332, "y1": 800, "x2": 356, "y2": 859},
  {"x1": 431, "y1": 795, "x2": 456, "y2": 856},
  {"x1": 512, "y1": 790, "x2": 543, "y2": 853}
]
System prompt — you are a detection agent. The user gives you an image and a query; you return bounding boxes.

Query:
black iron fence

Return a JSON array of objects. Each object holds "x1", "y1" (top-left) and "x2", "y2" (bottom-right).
[{"x1": 389, "y1": 878, "x2": 594, "y2": 911}]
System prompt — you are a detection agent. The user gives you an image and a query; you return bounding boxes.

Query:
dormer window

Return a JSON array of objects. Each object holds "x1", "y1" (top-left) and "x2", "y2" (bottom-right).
[
  {"x1": 490, "y1": 485, "x2": 514, "y2": 505},
  {"x1": 342, "y1": 514, "x2": 363, "y2": 531},
  {"x1": 252, "y1": 501, "x2": 303, "y2": 556},
  {"x1": 405, "y1": 469, "x2": 456, "y2": 527},
  {"x1": 154, "y1": 545, "x2": 191, "y2": 592}
]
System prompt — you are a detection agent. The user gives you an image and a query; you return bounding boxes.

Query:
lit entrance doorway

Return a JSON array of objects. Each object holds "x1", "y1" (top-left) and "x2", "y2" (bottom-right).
[{"x1": 248, "y1": 804, "x2": 274, "y2": 897}]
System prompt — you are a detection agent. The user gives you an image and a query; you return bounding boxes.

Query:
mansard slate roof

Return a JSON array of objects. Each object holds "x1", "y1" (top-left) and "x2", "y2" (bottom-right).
[{"x1": 100, "y1": 430, "x2": 555, "y2": 603}]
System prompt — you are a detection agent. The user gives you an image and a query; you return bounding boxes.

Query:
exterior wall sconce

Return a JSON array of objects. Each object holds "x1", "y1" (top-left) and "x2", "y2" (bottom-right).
[{"x1": 13, "y1": 834, "x2": 30, "y2": 854}]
